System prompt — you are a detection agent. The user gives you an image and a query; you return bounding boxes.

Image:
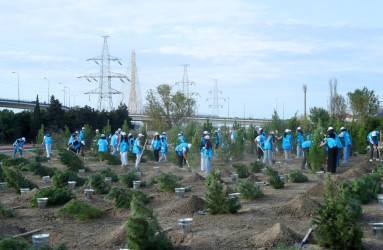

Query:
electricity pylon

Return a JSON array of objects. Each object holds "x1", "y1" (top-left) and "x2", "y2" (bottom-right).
[
  {"x1": 175, "y1": 64, "x2": 198, "y2": 98},
  {"x1": 79, "y1": 36, "x2": 129, "y2": 111},
  {"x1": 207, "y1": 79, "x2": 225, "y2": 117}
]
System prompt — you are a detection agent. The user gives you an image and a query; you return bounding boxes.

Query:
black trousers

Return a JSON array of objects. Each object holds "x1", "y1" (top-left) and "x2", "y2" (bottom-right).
[
  {"x1": 370, "y1": 144, "x2": 380, "y2": 159},
  {"x1": 327, "y1": 147, "x2": 338, "y2": 173},
  {"x1": 257, "y1": 146, "x2": 264, "y2": 160},
  {"x1": 154, "y1": 149, "x2": 160, "y2": 161},
  {"x1": 301, "y1": 148, "x2": 311, "y2": 169},
  {"x1": 177, "y1": 154, "x2": 184, "y2": 168}
]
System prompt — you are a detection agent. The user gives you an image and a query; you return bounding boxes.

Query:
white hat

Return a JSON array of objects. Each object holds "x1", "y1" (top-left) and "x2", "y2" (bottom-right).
[
  {"x1": 162, "y1": 132, "x2": 166, "y2": 135},
  {"x1": 75, "y1": 131, "x2": 79, "y2": 134},
  {"x1": 258, "y1": 127, "x2": 263, "y2": 131},
  {"x1": 21, "y1": 137, "x2": 26, "y2": 141},
  {"x1": 297, "y1": 127, "x2": 302, "y2": 130},
  {"x1": 218, "y1": 128, "x2": 221, "y2": 131},
  {"x1": 177, "y1": 133, "x2": 181, "y2": 136},
  {"x1": 115, "y1": 131, "x2": 118, "y2": 134},
  {"x1": 82, "y1": 127, "x2": 85, "y2": 130},
  {"x1": 187, "y1": 143, "x2": 192, "y2": 148},
  {"x1": 372, "y1": 131, "x2": 377, "y2": 136},
  {"x1": 128, "y1": 133, "x2": 132, "y2": 136},
  {"x1": 205, "y1": 135, "x2": 210, "y2": 139},
  {"x1": 138, "y1": 133, "x2": 144, "y2": 137},
  {"x1": 121, "y1": 132, "x2": 126, "y2": 136},
  {"x1": 327, "y1": 127, "x2": 334, "y2": 131},
  {"x1": 203, "y1": 131, "x2": 209, "y2": 135},
  {"x1": 118, "y1": 128, "x2": 121, "y2": 131},
  {"x1": 101, "y1": 134, "x2": 105, "y2": 137},
  {"x1": 285, "y1": 129, "x2": 289, "y2": 133},
  {"x1": 95, "y1": 129, "x2": 99, "y2": 132},
  {"x1": 154, "y1": 132, "x2": 159, "y2": 136},
  {"x1": 270, "y1": 131, "x2": 275, "y2": 135},
  {"x1": 340, "y1": 127, "x2": 345, "y2": 131}
]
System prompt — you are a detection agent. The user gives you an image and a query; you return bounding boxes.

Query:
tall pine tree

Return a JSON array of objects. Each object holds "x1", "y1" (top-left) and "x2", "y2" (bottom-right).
[{"x1": 32, "y1": 95, "x2": 42, "y2": 141}]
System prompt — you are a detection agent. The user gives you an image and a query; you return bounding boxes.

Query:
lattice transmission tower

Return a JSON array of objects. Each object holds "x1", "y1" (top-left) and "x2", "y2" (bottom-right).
[
  {"x1": 175, "y1": 64, "x2": 198, "y2": 98},
  {"x1": 207, "y1": 79, "x2": 225, "y2": 116},
  {"x1": 79, "y1": 36, "x2": 129, "y2": 111}
]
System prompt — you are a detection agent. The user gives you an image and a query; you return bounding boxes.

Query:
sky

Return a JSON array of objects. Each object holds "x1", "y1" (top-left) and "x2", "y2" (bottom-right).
[{"x1": 0, "y1": 0, "x2": 382, "y2": 119}]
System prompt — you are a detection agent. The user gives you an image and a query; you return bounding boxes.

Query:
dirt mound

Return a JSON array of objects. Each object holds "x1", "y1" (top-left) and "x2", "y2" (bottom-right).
[
  {"x1": 0, "y1": 220, "x2": 23, "y2": 237},
  {"x1": 304, "y1": 175, "x2": 350, "y2": 197},
  {"x1": 277, "y1": 194, "x2": 321, "y2": 217},
  {"x1": 342, "y1": 168, "x2": 367, "y2": 180},
  {"x1": 251, "y1": 223, "x2": 302, "y2": 248},
  {"x1": 354, "y1": 160, "x2": 375, "y2": 172},
  {"x1": 166, "y1": 195, "x2": 205, "y2": 215},
  {"x1": 247, "y1": 175, "x2": 262, "y2": 183},
  {"x1": 181, "y1": 173, "x2": 205, "y2": 184},
  {"x1": 220, "y1": 167, "x2": 233, "y2": 178},
  {"x1": 23, "y1": 188, "x2": 38, "y2": 200},
  {"x1": 94, "y1": 223, "x2": 126, "y2": 248}
]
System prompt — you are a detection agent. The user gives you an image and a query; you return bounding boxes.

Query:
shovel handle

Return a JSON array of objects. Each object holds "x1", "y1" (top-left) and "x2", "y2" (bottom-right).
[{"x1": 301, "y1": 228, "x2": 313, "y2": 245}]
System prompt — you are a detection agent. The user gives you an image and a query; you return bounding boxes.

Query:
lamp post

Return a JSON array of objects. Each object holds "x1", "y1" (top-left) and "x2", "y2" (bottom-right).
[
  {"x1": 43, "y1": 77, "x2": 50, "y2": 103},
  {"x1": 11, "y1": 72, "x2": 20, "y2": 101},
  {"x1": 59, "y1": 82, "x2": 67, "y2": 106}
]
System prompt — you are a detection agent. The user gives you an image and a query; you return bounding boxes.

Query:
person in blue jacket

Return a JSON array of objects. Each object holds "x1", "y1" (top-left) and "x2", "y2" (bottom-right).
[
  {"x1": 98, "y1": 134, "x2": 108, "y2": 152},
  {"x1": 215, "y1": 128, "x2": 222, "y2": 149},
  {"x1": 159, "y1": 132, "x2": 168, "y2": 162},
  {"x1": 43, "y1": 134, "x2": 52, "y2": 158},
  {"x1": 202, "y1": 135, "x2": 213, "y2": 173},
  {"x1": 110, "y1": 131, "x2": 119, "y2": 156},
  {"x1": 128, "y1": 133, "x2": 135, "y2": 152},
  {"x1": 263, "y1": 131, "x2": 275, "y2": 165},
  {"x1": 175, "y1": 142, "x2": 192, "y2": 168},
  {"x1": 132, "y1": 133, "x2": 145, "y2": 169},
  {"x1": 68, "y1": 132, "x2": 81, "y2": 154},
  {"x1": 118, "y1": 132, "x2": 129, "y2": 166},
  {"x1": 320, "y1": 127, "x2": 338, "y2": 174},
  {"x1": 331, "y1": 128, "x2": 343, "y2": 167},
  {"x1": 79, "y1": 127, "x2": 86, "y2": 156},
  {"x1": 13, "y1": 137, "x2": 26, "y2": 158},
  {"x1": 178, "y1": 132, "x2": 186, "y2": 143},
  {"x1": 367, "y1": 130, "x2": 381, "y2": 162},
  {"x1": 255, "y1": 128, "x2": 266, "y2": 161},
  {"x1": 295, "y1": 127, "x2": 304, "y2": 158},
  {"x1": 200, "y1": 131, "x2": 208, "y2": 171},
  {"x1": 338, "y1": 127, "x2": 352, "y2": 163},
  {"x1": 152, "y1": 132, "x2": 161, "y2": 162},
  {"x1": 301, "y1": 139, "x2": 312, "y2": 170},
  {"x1": 278, "y1": 129, "x2": 293, "y2": 164}
]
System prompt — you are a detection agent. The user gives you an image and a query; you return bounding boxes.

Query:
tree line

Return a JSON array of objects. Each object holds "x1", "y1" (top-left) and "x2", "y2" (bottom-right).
[{"x1": 0, "y1": 95, "x2": 133, "y2": 144}]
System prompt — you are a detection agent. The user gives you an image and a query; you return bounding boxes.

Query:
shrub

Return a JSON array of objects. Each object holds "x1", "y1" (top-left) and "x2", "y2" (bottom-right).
[
  {"x1": 147, "y1": 173, "x2": 182, "y2": 192},
  {"x1": 52, "y1": 170, "x2": 86, "y2": 188},
  {"x1": 287, "y1": 169, "x2": 308, "y2": 183},
  {"x1": 86, "y1": 174, "x2": 111, "y2": 194},
  {"x1": 0, "y1": 201, "x2": 14, "y2": 218},
  {"x1": 58, "y1": 149, "x2": 84, "y2": 171},
  {"x1": 235, "y1": 180, "x2": 263, "y2": 200},
  {"x1": 0, "y1": 235, "x2": 31, "y2": 249},
  {"x1": 2, "y1": 166, "x2": 38, "y2": 193},
  {"x1": 143, "y1": 149, "x2": 155, "y2": 161},
  {"x1": 98, "y1": 168, "x2": 119, "y2": 182},
  {"x1": 265, "y1": 166, "x2": 284, "y2": 189},
  {"x1": 30, "y1": 187, "x2": 74, "y2": 207},
  {"x1": 3, "y1": 157, "x2": 30, "y2": 167},
  {"x1": 119, "y1": 170, "x2": 140, "y2": 188},
  {"x1": 339, "y1": 174, "x2": 380, "y2": 204},
  {"x1": 204, "y1": 169, "x2": 241, "y2": 214},
  {"x1": 95, "y1": 151, "x2": 122, "y2": 165},
  {"x1": 0, "y1": 153, "x2": 11, "y2": 162},
  {"x1": 57, "y1": 200, "x2": 104, "y2": 221},
  {"x1": 105, "y1": 187, "x2": 149, "y2": 208},
  {"x1": 248, "y1": 161, "x2": 265, "y2": 173},
  {"x1": 126, "y1": 197, "x2": 174, "y2": 250},
  {"x1": 229, "y1": 141, "x2": 244, "y2": 162},
  {"x1": 232, "y1": 163, "x2": 250, "y2": 178},
  {"x1": 204, "y1": 168, "x2": 222, "y2": 187},
  {"x1": 34, "y1": 155, "x2": 49, "y2": 163},
  {"x1": 312, "y1": 176, "x2": 363, "y2": 249},
  {"x1": 373, "y1": 163, "x2": 383, "y2": 177},
  {"x1": 307, "y1": 126, "x2": 327, "y2": 172},
  {"x1": 23, "y1": 162, "x2": 56, "y2": 177}
]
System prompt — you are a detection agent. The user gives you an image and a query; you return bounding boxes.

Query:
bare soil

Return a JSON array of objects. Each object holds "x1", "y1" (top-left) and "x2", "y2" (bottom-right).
[{"x1": 1, "y1": 151, "x2": 383, "y2": 249}]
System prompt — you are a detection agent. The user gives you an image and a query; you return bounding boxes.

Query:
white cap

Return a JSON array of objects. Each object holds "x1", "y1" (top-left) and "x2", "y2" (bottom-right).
[
  {"x1": 328, "y1": 127, "x2": 334, "y2": 131},
  {"x1": 82, "y1": 127, "x2": 85, "y2": 130},
  {"x1": 95, "y1": 129, "x2": 99, "y2": 132},
  {"x1": 162, "y1": 132, "x2": 166, "y2": 135},
  {"x1": 340, "y1": 127, "x2": 345, "y2": 131},
  {"x1": 258, "y1": 127, "x2": 263, "y2": 131},
  {"x1": 372, "y1": 131, "x2": 377, "y2": 136},
  {"x1": 118, "y1": 128, "x2": 121, "y2": 131},
  {"x1": 205, "y1": 135, "x2": 210, "y2": 139},
  {"x1": 21, "y1": 137, "x2": 26, "y2": 141},
  {"x1": 285, "y1": 129, "x2": 289, "y2": 133},
  {"x1": 128, "y1": 133, "x2": 132, "y2": 136},
  {"x1": 138, "y1": 133, "x2": 144, "y2": 137},
  {"x1": 154, "y1": 132, "x2": 159, "y2": 135},
  {"x1": 122, "y1": 132, "x2": 126, "y2": 135},
  {"x1": 218, "y1": 128, "x2": 221, "y2": 131},
  {"x1": 115, "y1": 131, "x2": 118, "y2": 134},
  {"x1": 297, "y1": 127, "x2": 302, "y2": 130},
  {"x1": 75, "y1": 131, "x2": 79, "y2": 134},
  {"x1": 270, "y1": 131, "x2": 275, "y2": 135},
  {"x1": 187, "y1": 143, "x2": 192, "y2": 148},
  {"x1": 101, "y1": 134, "x2": 105, "y2": 137},
  {"x1": 203, "y1": 131, "x2": 209, "y2": 135},
  {"x1": 177, "y1": 133, "x2": 181, "y2": 136}
]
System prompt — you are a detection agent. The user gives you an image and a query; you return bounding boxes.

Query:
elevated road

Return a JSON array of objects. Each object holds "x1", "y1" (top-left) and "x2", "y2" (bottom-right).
[{"x1": 0, "y1": 98, "x2": 70, "y2": 110}]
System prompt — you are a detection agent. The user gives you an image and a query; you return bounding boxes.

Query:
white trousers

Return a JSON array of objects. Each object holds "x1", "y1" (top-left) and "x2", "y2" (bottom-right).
[
  {"x1": 45, "y1": 143, "x2": 52, "y2": 157},
  {"x1": 120, "y1": 151, "x2": 128, "y2": 166}
]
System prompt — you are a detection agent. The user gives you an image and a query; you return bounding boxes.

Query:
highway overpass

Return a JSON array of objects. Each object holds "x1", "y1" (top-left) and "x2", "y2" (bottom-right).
[{"x1": 0, "y1": 98, "x2": 70, "y2": 110}]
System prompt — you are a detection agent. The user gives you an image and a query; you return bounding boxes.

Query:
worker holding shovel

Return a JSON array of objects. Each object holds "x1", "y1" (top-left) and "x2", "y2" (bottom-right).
[
  {"x1": 367, "y1": 131, "x2": 381, "y2": 162},
  {"x1": 133, "y1": 133, "x2": 145, "y2": 169}
]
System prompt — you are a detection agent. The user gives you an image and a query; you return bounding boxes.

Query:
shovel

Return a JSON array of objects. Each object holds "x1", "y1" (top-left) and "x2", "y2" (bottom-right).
[
  {"x1": 185, "y1": 160, "x2": 192, "y2": 172},
  {"x1": 294, "y1": 228, "x2": 313, "y2": 248}
]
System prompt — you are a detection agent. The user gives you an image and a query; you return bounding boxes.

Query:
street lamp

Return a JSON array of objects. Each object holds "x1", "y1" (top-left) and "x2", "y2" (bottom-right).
[
  {"x1": 43, "y1": 77, "x2": 50, "y2": 103},
  {"x1": 59, "y1": 82, "x2": 67, "y2": 106},
  {"x1": 11, "y1": 72, "x2": 20, "y2": 101}
]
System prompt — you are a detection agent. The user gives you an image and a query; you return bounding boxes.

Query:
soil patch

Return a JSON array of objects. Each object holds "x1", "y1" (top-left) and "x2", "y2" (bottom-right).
[
  {"x1": 250, "y1": 223, "x2": 302, "y2": 249},
  {"x1": 247, "y1": 175, "x2": 262, "y2": 183},
  {"x1": 277, "y1": 194, "x2": 321, "y2": 217},
  {"x1": 304, "y1": 175, "x2": 351, "y2": 197},
  {"x1": 94, "y1": 223, "x2": 126, "y2": 249},
  {"x1": 0, "y1": 219, "x2": 23, "y2": 237},
  {"x1": 166, "y1": 195, "x2": 205, "y2": 215},
  {"x1": 220, "y1": 167, "x2": 233, "y2": 178},
  {"x1": 181, "y1": 173, "x2": 205, "y2": 184}
]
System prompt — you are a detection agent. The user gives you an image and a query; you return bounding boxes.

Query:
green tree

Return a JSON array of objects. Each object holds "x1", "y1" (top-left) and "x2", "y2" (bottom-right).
[
  {"x1": 309, "y1": 107, "x2": 330, "y2": 127},
  {"x1": 36, "y1": 124, "x2": 45, "y2": 146},
  {"x1": 307, "y1": 120, "x2": 327, "y2": 172},
  {"x1": 47, "y1": 95, "x2": 65, "y2": 131},
  {"x1": 122, "y1": 120, "x2": 130, "y2": 135},
  {"x1": 144, "y1": 84, "x2": 196, "y2": 130},
  {"x1": 347, "y1": 87, "x2": 380, "y2": 123},
  {"x1": 110, "y1": 103, "x2": 133, "y2": 131},
  {"x1": 32, "y1": 95, "x2": 42, "y2": 141},
  {"x1": 203, "y1": 118, "x2": 213, "y2": 134},
  {"x1": 102, "y1": 120, "x2": 111, "y2": 138}
]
